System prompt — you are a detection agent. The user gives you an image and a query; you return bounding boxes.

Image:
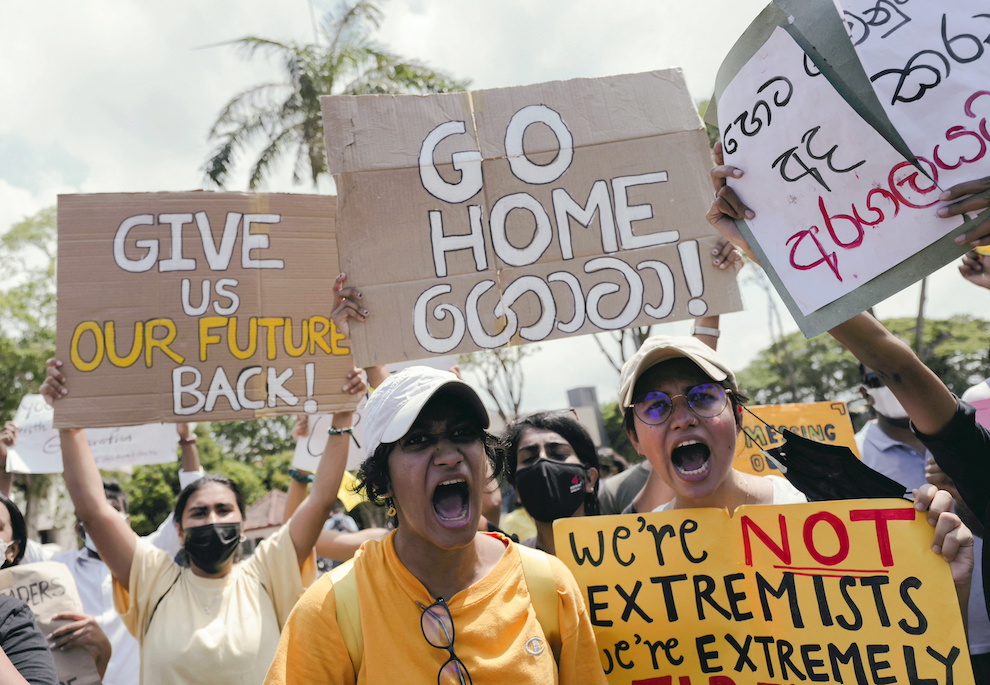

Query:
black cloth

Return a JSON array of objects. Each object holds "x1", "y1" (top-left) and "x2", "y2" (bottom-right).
[
  {"x1": 0, "y1": 595, "x2": 58, "y2": 685},
  {"x1": 913, "y1": 398, "x2": 990, "y2": 528},
  {"x1": 914, "y1": 397, "x2": 990, "y2": 627}
]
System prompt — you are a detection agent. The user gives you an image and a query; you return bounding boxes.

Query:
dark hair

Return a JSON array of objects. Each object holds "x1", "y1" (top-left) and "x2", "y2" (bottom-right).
[
  {"x1": 0, "y1": 494, "x2": 27, "y2": 566},
  {"x1": 103, "y1": 479, "x2": 129, "y2": 512},
  {"x1": 356, "y1": 395, "x2": 503, "y2": 510},
  {"x1": 502, "y1": 411, "x2": 601, "y2": 516},
  {"x1": 174, "y1": 475, "x2": 246, "y2": 523}
]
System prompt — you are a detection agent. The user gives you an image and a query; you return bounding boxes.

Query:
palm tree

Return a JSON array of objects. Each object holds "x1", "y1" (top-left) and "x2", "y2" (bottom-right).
[{"x1": 204, "y1": 0, "x2": 469, "y2": 190}]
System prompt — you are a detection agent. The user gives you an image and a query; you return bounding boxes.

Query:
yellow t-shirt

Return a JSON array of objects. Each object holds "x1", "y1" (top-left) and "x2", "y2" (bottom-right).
[
  {"x1": 114, "y1": 524, "x2": 315, "y2": 685},
  {"x1": 265, "y1": 531, "x2": 607, "y2": 684}
]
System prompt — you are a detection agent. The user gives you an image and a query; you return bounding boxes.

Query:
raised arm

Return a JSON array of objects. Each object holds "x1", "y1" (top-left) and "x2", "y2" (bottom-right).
[
  {"x1": 40, "y1": 360, "x2": 137, "y2": 589},
  {"x1": 287, "y1": 410, "x2": 354, "y2": 565},
  {"x1": 0, "y1": 422, "x2": 16, "y2": 498}
]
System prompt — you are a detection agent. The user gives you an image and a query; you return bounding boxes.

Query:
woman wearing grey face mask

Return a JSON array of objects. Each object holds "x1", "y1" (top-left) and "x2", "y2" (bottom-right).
[{"x1": 502, "y1": 412, "x2": 601, "y2": 556}]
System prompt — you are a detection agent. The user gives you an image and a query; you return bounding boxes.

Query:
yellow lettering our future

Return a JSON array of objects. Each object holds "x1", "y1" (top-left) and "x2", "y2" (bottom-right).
[
  {"x1": 198, "y1": 315, "x2": 348, "y2": 362},
  {"x1": 70, "y1": 319, "x2": 185, "y2": 372}
]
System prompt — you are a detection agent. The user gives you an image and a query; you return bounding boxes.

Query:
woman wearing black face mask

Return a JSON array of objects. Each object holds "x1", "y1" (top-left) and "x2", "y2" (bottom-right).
[
  {"x1": 41, "y1": 358, "x2": 369, "y2": 685},
  {"x1": 503, "y1": 412, "x2": 601, "y2": 556}
]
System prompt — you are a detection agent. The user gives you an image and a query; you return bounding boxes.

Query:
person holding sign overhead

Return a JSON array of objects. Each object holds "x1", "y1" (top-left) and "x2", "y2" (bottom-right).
[
  {"x1": 265, "y1": 365, "x2": 606, "y2": 684},
  {"x1": 41, "y1": 359, "x2": 366, "y2": 685},
  {"x1": 704, "y1": 141, "x2": 976, "y2": 598}
]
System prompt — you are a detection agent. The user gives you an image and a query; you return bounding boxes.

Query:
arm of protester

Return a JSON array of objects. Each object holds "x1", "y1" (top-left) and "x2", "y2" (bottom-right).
[
  {"x1": 284, "y1": 368, "x2": 369, "y2": 523},
  {"x1": 0, "y1": 422, "x2": 16, "y2": 498},
  {"x1": 282, "y1": 415, "x2": 312, "y2": 523},
  {"x1": 286, "y1": 371, "x2": 368, "y2": 564},
  {"x1": 365, "y1": 365, "x2": 390, "y2": 390},
  {"x1": 936, "y1": 177, "x2": 990, "y2": 248},
  {"x1": 315, "y1": 527, "x2": 387, "y2": 562},
  {"x1": 959, "y1": 249, "x2": 990, "y2": 291},
  {"x1": 40, "y1": 360, "x2": 137, "y2": 589},
  {"x1": 913, "y1": 483, "x2": 974, "y2": 622},
  {"x1": 331, "y1": 273, "x2": 367, "y2": 339},
  {"x1": 48, "y1": 613, "x2": 112, "y2": 679},
  {"x1": 141, "y1": 423, "x2": 204, "y2": 556},
  {"x1": 176, "y1": 422, "x2": 203, "y2": 481},
  {"x1": 705, "y1": 143, "x2": 958, "y2": 437},
  {"x1": 287, "y1": 412, "x2": 354, "y2": 565}
]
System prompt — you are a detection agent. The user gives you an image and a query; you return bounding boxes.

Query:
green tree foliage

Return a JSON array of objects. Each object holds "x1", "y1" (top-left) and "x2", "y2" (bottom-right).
[
  {"x1": 210, "y1": 416, "x2": 296, "y2": 463},
  {"x1": 0, "y1": 207, "x2": 57, "y2": 423},
  {"x1": 737, "y1": 315, "x2": 990, "y2": 406},
  {"x1": 600, "y1": 402, "x2": 640, "y2": 464},
  {"x1": 204, "y1": 0, "x2": 469, "y2": 190}
]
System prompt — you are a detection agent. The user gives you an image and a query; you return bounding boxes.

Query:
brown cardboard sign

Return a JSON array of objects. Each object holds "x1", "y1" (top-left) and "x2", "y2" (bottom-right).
[
  {"x1": 56, "y1": 192, "x2": 356, "y2": 428},
  {"x1": 322, "y1": 70, "x2": 742, "y2": 367},
  {"x1": 0, "y1": 562, "x2": 102, "y2": 685}
]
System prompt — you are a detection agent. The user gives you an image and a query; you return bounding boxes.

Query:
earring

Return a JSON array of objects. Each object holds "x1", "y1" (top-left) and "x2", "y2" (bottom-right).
[{"x1": 386, "y1": 498, "x2": 397, "y2": 518}]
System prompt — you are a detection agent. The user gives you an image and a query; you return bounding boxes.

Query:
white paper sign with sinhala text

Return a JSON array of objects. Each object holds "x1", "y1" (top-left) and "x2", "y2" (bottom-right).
[
  {"x1": 718, "y1": 27, "x2": 962, "y2": 317},
  {"x1": 9, "y1": 394, "x2": 178, "y2": 473}
]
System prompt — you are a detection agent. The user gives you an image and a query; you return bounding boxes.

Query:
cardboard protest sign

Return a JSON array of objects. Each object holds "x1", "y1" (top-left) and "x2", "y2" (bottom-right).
[
  {"x1": 0, "y1": 562, "x2": 101, "y2": 685},
  {"x1": 56, "y1": 192, "x2": 356, "y2": 428},
  {"x1": 709, "y1": 5, "x2": 989, "y2": 336},
  {"x1": 322, "y1": 71, "x2": 741, "y2": 367},
  {"x1": 9, "y1": 394, "x2": 178, "y2": 473},
  {"x1": 715, "y1": 26, "x2": 968, "y2": 335},
  {"x1": 801, "y1": 0, "x2": 990, "y2": 190},
  {"x1": 733, "y1": 401, "x2": 858, "y2": 477},
  {"x1": 555, "y1": 500, "x2": 973, "y2": 685}
]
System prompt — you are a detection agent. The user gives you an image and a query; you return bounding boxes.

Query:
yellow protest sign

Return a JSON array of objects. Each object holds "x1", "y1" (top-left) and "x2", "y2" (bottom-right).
[
  {"x1": 734, "y1": 402, "x2": 859, "y2": 477},
  {"x1": 555, "y1": 499, "x2": 972, "y2": 685}
]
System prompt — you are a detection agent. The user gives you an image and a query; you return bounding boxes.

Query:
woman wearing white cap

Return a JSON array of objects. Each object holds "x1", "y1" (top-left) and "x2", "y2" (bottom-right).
[{"x1": 265, "y1": 365, "x2": 606, "y2": 684}]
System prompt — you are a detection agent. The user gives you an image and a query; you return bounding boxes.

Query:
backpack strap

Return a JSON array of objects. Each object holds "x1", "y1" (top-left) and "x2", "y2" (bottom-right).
[
  {"x1": 516, "y1": 543, "x2": 561, "y2": 664},
  {"x1": 330, "y1": 559, "x2": 363, "y2": 675}
]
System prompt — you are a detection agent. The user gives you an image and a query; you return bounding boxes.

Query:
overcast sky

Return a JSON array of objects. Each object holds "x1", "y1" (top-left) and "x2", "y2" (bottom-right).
[{"x1": 1, "y1": 1, "x2": 983, "y2": 415}]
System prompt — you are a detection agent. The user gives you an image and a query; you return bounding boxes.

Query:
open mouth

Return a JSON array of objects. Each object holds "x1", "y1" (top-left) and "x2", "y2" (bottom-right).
[
  {"x1": 432, "y1": 479, "x2": 470, "y2": 522},
  {"x1": 671, "y1": 440, "x2": 712, "y2": 481}
]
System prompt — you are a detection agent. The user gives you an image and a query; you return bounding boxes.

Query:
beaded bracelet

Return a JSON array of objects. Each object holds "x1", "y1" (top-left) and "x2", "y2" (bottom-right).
[
  {"x1": 327, "y1": 427, "x2": 354, "y2": 436},
  {"x1": 287, "y1": 468, "x2": 314, "y2": 484}
]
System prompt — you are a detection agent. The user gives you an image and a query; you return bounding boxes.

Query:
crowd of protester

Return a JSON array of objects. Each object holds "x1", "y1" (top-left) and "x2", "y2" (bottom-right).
[{"x1": 0, "y1": 141, "x2": 988, "y2": 685}]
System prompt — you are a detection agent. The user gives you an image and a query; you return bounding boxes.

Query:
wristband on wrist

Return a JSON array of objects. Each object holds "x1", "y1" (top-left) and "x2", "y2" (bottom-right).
[
  {"x1": 178, "y1": 435, "x2": 197, "y2": 445},
  {"x1": 288, "y1": 468, "x2": 314, "y2": 484},
  {"x1": 691, "y1": 326, "x2": 721, "y2": 339},
  {"x1": 328, "y1": 426, "x2": 361, "y2": 450}
]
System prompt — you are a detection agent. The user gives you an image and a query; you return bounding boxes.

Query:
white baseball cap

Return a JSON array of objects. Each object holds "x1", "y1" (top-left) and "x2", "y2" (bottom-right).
[
  {"x1": 361, "y1": 366, "x2": 490, "y2": 458},
  {"x1": 618, "y1": 335, "x2": 737, "y2": 407}
]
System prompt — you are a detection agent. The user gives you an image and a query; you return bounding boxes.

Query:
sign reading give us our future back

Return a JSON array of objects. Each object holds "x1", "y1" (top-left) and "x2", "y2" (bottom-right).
[
  {"x1": 555, "y1": 500, "x2": 973, "y2": 685},
  {"x1": 321, "y1": 70, "x2": 742, "y2": 367},
  {"x1": 55, "y1": 192, "x2": 356, "y2": 428}
]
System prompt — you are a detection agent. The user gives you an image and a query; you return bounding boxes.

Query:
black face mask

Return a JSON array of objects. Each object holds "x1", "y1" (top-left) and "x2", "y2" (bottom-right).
[
  {"x1": 766, "y1": 429, "x2": 908, "y2": 501},
  {"x1": 183, "y1": 522, "x2": 241, "y2": 573},
  {"x1": 515, "y1": 460, "x2": 588, "y2": 523}
]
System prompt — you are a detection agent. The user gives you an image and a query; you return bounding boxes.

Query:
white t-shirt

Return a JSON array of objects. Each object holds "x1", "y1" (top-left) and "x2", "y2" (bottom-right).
[{"x1": 652, "y1": 475, "x2": 808, "y2": 511}]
